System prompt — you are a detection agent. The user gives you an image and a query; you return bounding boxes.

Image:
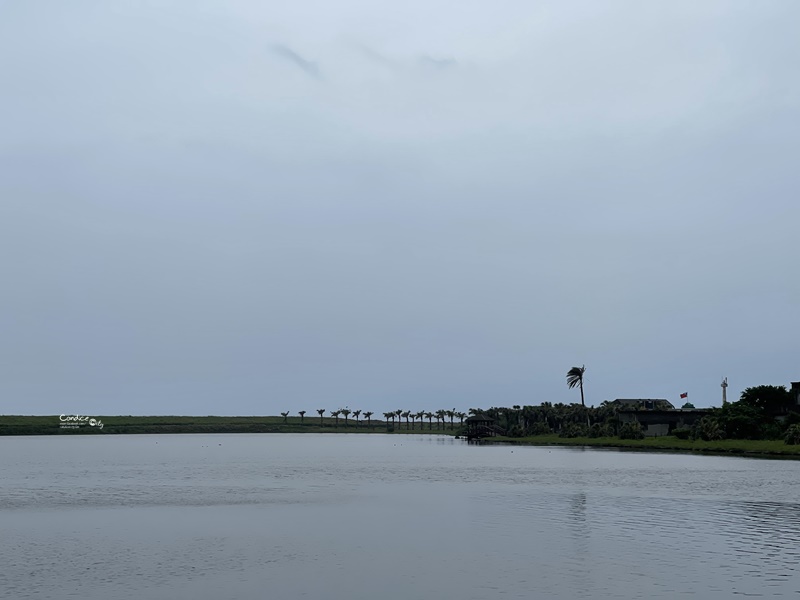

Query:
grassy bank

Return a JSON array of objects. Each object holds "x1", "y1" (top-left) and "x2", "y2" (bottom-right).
[
  {"x1": 0, "y1": 415, "x2": 459, "y2": 436},
  {"x1": 480, "y1": 434, "x2": 800, "y2": 457}
]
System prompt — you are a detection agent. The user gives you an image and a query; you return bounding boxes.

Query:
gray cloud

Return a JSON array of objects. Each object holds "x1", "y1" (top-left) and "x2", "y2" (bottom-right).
[
  {"x1": 270, "y1": 44, "x2": 321, "y2": 78},
  {"x1": 419, "y1": 55, "x2": 458, "y2": 69},
  {"x1": 0, "y1": 1, "x2": 798, "y2": 416}
]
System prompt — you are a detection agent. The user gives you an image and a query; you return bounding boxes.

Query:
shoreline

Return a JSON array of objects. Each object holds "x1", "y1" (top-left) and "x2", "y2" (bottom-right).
[
  {"x1": 475, "y1": 434, "x2": 800, "y2": 458},
  {"x1": 4, "y1": 416, "x2": 799, "y2": 459},
  {"x1": 0, "y1": 415, "x2": 459, "y2": 437}
]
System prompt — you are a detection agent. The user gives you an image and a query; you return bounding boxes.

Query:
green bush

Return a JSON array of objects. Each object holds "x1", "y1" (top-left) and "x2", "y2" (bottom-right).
[
  {"x1": 588, "y1": 423, "x2": 613, "y2": 438},
  {"x1": 527, "y1": 422, "x2": 552, "y2": 436},
  {"x1": 691, "y1": 416, "x2": 724, "y2": 441},
  {"x1": 672, "y1": 428, "x2": 691, "y2": 440},
  {"x1": 507, "y1": 425, "x2": 524, "y2": 438},
  {"x1": 618, "y1": 422, "x2": 644, "y2": 440},
  {"x1": 559, "y1": 424, "x2": 588, "y2": 438},
  {"x1": 760, "y1": 422, "x2": 784, "y2": 440},
  {"x1": 784, "y1": 424, "x2": 800, "y2": 445}
]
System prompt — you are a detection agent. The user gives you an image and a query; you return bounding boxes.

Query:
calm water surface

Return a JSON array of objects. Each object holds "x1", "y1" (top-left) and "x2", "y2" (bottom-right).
[{"x1": 1, "y1": 434, "x2": 799, "y2": 599}]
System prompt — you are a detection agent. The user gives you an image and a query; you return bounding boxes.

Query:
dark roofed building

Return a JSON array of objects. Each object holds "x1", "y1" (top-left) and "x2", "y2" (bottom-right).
[
  {"x1": 612, "y1": 398, "x2": 675, "y2": 411},
  {"x1": 464, "y1": 413, "x2": 500, "y2": 439},
  {"x1": 465, "y1": 413, "x2": 495, "y2": 426}
]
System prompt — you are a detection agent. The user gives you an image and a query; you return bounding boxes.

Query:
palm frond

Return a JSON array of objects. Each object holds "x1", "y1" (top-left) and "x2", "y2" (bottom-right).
[{"x1": 566, "y1": 365, "x2": 586, "y2": 389}]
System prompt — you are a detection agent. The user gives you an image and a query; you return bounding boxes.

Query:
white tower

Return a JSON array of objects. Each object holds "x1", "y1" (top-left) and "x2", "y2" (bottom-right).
[{"x1": 721, "y1": 377, "x2": 728, "y2": 405}]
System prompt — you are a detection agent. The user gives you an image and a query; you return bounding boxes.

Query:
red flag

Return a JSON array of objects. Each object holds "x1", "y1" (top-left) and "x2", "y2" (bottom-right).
[{"x1": 680, "y1": 392, "x2": 688, "y2": 399}]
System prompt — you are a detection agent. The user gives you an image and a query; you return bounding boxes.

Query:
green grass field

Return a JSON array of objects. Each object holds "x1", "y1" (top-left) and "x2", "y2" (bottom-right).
[
  {"x1": 0, "y1": 415, "x2": 458, "y2": 436},
  {"x1": 482, "y1": 434, "x2": 800, "y2": 457}
]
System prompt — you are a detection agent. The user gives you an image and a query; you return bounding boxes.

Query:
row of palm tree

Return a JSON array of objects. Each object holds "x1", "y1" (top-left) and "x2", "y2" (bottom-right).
[
  {"x1": 380, "y1": 409, "x2": 468, "y2": 430},
  {"x1": 283, "y1": 402, "x2": 616, "y2": 435},
  {"x1": 279, "y1": 409, "x2": 468, "y2": 430}
]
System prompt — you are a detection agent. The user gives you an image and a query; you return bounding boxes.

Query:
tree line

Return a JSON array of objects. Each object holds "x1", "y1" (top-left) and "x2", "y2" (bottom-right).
[
  {"x1": 279, "y1": 409, "x2": 468, "y2": 430},
  {"x1": 280, "y1": 364, "x2": 800, "y2": 445}
]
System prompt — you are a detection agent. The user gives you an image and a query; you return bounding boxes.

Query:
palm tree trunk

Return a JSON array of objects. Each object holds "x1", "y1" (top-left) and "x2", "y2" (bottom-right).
[{"x1": 581, "y1": 383, "x2": 590, "y2": 426}]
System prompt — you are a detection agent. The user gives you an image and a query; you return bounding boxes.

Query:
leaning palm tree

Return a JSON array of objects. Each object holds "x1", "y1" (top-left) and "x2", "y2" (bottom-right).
[
  {"x1": 566, "y1": 365, "x2": 586, "y2": 406},
  {"x1": 566, "y1": 365, "x2": 589, "y2": 425},
  {"x1": 364, "y1": 411, "x2": 373, "y2": 428},
  {"x1": 317, "y1": 409, "x2": 325, "y2": 426},
  {"x1": 299, "y1": 410, "x2": 306, "y2": 424},
  {"x1": 280, "y1": 411, "x2": 289, "y2": 424}
]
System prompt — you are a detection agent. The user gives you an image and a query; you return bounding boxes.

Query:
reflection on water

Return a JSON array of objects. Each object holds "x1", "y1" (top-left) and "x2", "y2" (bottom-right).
[{"x1": 1, "y1": 434, "x2": 799, "y2": 599}]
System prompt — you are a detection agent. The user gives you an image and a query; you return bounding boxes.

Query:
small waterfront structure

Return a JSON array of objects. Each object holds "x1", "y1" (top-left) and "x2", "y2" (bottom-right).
[{"x1": 464, "y1": 413, "x2": 504, "y2": 440}]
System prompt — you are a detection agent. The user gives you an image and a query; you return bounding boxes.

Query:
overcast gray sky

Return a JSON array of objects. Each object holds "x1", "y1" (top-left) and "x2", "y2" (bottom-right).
[{"x1": 1, "y1": 1, "x2": 798, "y2": 416}]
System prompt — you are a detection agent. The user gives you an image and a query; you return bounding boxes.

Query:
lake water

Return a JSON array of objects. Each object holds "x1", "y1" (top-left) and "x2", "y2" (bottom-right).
[{"x1": 1, "y1": 434, "x2": 799, "y2": 599}]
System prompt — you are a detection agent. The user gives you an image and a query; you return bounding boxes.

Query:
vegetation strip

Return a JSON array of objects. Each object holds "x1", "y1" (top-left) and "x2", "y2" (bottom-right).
[
  {"x1": 478, "y1": 434, "x2": 800, "y2": 457},
  {"x1": 0, "y1": 415, "x2": 462, "y2": 436}
]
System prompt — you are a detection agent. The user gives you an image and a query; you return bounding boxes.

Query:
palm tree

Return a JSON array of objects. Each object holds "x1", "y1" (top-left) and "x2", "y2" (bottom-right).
[
  {"x1": 341, "y1": 408, "x2": 351, "y2": 427},
  {"x1": 395, "y1": 410, "x2": 403, "y2": 430},
  {"x1": 415, "y1": 411, "x2": 425, "y2": 430},
  {"x1": 331, "y1": 409, "x2": 341, "y2": 428},
  {"x1": 435, "y1": 409, "x2": 446, "y2": 430},
  {"x1": 383, "y1": 412, "x2": 395, "y2": 430},
  {"x1": 566, "y1": 365, "x2": 589, "y2": 425},
  {"x1": 402, "y1": 411, "x2": 411, "y2": 430},
  {"x1": 456, "y1": 411, "x2": 466, "y2": 426},
  {"x1": 317, "y1": 409, "x2": 325, "y2": 426},
  {"x1": 299, "y1": 410, "x2": 306, "y2": 424},
  {"x1": 364, "y1": 411, "x2": 373, "y2": 428},
  {"x1": 448, "y1": 409, "x2": 455, "y2": 430},
  {"x1": 566, "y1": 365, "x2": 587, "y2": 407},
  {"x1": 353, "y1": 409, "x2": 361, "y2": 427},
  {"x1": 425, "y1": 411, "x2": 433, "y2": 430},
  {"x1": 280, "y1": 411, "x2": 289, "y2": 424}
]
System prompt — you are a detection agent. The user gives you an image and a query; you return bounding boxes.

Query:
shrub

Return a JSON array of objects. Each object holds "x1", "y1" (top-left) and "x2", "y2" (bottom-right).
[
  {"x1": 784, "y1": 424, "x2": 800, "y2": 445},
  {"x1": 588, "y1": 423, "x2": 613, "y2": 438},
  {"x1": 760, "y1": 422, "x2": 784, "y2": 441},
  {"x1": 559, "y1": 424, "x2": 588, "y2": 438},
  {"x1": 507, "y1": 425, "x2": 524, "y2": 438},
  {"x1": 618, "y1": 422, "x2": 644, "y2": 440},
  {"x1": 527, "y1": 422, "x2": 552, "y2": 436},
  {"x1": 691, "y1": 416, "x2": 724, "y2": 441},
  {"x1": 672, "y1": 428, "x2": 691, "y2": 440}
]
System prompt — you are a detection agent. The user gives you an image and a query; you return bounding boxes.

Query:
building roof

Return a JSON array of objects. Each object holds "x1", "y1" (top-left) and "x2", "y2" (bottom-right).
[
  {"x1": 613, "y1": 399, "x2": 676, "y2": 410},
  {"x1": 465, "y1": 413, "x2": 495, "y2": 423}
]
